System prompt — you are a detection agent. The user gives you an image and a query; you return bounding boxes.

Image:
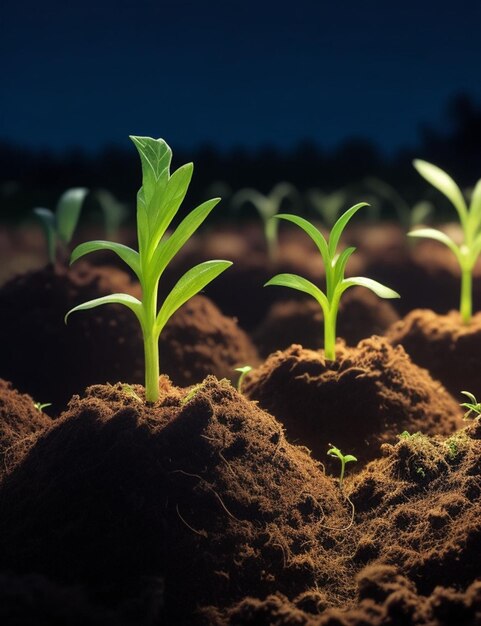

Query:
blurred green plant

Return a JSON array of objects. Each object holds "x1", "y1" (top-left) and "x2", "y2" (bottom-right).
[
  {"x1": 264, "y1": 204, "x2": 399, "y2": 360},
  {"x1": 460, "y1": 391, "x2": 481, "y2": 419},
  {"x1": 234, "y1": 365, "x2": 252, "y2": 393},
  {"x1": 95, "y1": 189, "x2": 129, "y2": 240},
  {"x1": 409, "y1": 160, "x2": 481, "y2": 324},
  {"x1": 66, "y1": 136, "x2": 231, "y2": 402}
]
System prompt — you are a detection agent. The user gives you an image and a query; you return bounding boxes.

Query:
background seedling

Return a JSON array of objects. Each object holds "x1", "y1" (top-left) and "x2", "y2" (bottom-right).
[
  {"x1": 234, "y1": 365, "x2": 252, "y2": 393},
  {"x1": 327, "y1": 445, "x2": 357, "y2": 489},
  {"x1": 231, "y1": 182, "x2": 300, "y2": 262},
  {"x1": 34, "y1": 187, "x2": 88, "y2": 264},
  {"x1": 33, "y1": 401, "x2": 52, "y2": 412},
  {"x1": 460, "y1": 391, "x2": 481, "y2": 419},
  {"x1": 66, "y1": 136, "x2": 232, "y2": 402},
  {"x1": 409, "y1": 160, "x2": 481, "y2": 324},
  {"x1": 306, "y1": 188, "x2": 348, "y2": 227},
  {"x1": 264, "y1": 203, "x2": 400, "y2": 360},
  {"x1": 95, "y1": 189, "x2": 129, "y2": 240}
]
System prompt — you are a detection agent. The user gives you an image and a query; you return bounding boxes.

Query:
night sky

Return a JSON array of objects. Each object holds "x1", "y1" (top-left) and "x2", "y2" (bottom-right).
[{"x1": 2, "y1": 0, "x2": 481, "y2": 154}]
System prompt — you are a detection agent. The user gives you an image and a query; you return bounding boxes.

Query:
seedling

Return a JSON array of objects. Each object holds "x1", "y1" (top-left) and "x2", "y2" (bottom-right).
[
  {"x1": 33, "y1": 401, "x2": 52, "y2": 412},
  {"x1": 307, "y1": 188, "x2": 348, "y2": 227},
  {"x1": 66, "y1": 136, "x2": 232, "y2": 402},
  {"x1": 460, "y1": 391, "x2": 481, "y2": 419},
  {"x1": 327, "y1": 445, "x2": 357, "y2": 489},
  {"x1": 409, "y1": 160, "x2": 481, "y2": 324},
  {"x1": 34, "y1": 188, "x2": 88, "y2": 264},
  {"x1": 95, "y1": 189, "x2": 129, "y2": 240},
  {"x1": 234, "y1": 365, "x2": 252, "y2": 393},
  {"x1": 264, "y1": 204, "x2": 400, "y2": 360},
  {"x1": 231, "y1": 183, "x2": 300, "y2": 262}
]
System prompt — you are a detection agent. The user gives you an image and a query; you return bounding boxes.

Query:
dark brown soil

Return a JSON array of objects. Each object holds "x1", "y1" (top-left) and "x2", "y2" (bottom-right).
[
  {"x1": 388, "y1": 309, "x2": 481, "y2": 399},
  {"x1": 0, "y1": 377, "x2": 354, "y2": 625},
  {"x1": 160, "y1": 295, "x2": 259, "y2": 386},
  {"x1": 243, "y1": 337, "x2": 462, "y2": 464},
  {"x1": 253, "y1": 288, "x2": 399, "y2": 357},
  {"x1": 0, "y1": 378, "x2": 51, "y2": 481}
]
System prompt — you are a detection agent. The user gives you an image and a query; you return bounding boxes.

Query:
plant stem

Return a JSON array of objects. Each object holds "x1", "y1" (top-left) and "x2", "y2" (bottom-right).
[
  {"x1": 460, "y1": 266, "x2": 472, "y2": 325},
  {"x1": 324, "y1": 307, "x2": 336, "y2": 361},
  {"x1": 142, "y1": 287, "x2": 160, "y2": 402},
  {"x1": 265, "y1": 218, "x2": 279, "y2": 264},
  {"x1": 339, "y1": 459, "x2": 345, "y2": 488}
]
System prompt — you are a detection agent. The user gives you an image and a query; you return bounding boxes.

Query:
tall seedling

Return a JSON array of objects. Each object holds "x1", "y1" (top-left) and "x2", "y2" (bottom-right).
[{"x1": 66, "y1": 136, "x2": 232, "y2": 402}]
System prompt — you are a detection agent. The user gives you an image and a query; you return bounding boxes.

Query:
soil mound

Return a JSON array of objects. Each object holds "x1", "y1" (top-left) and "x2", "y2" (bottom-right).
[
  {"x1": 388, "y1": 309, "x2": 481, "y2": 398},
  {"x1": 0, "y1": 378, "x2": 51, "y2": 481},
  {"x1": 254, "y1": 289, "x2": 399, "y2": 357},
  {"x1": 0, "y1": 377, "x2": 353, "y2": 624},
  {"x1": 243, "y1": 337, "x2": 462, "y2": 464},
  {"x1": 160, "y1": 295, "x2": 259, "y2": 386}
]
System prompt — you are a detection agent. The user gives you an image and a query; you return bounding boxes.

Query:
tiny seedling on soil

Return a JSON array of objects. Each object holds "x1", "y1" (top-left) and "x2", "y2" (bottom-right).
[
  {"x1": 409, "y1": 160, "x2": 481, "y2": 324},
  {"x1": 66, "y1": 136, "x2": 232, "y2": 402},
  {"x1": 264, "y1": 204, "x2": 400, "y2": 360},
  {"x1": 234, "y1": 365, "x2": 252, "y2": 393},
  {"x1": 33, "y1": 401, "x2": 52, "y2": 412},
  {"x1": 327, "y1": 445, "x2": 357, "y2": 489},
  {"x1": 460, "y1": 391, "x2": 481, "y2": 419},
  {"x1": 231, "y1": 183, "x2": 300, "y2": 262},
  {"x1": 34, "y1": 188, "x2": 88, "y2": 264}
]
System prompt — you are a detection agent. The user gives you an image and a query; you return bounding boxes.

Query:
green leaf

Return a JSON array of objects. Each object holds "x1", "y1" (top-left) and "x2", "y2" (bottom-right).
[
  {"x1": 96, "y1": 189, "x2": 128, "y2": 239},
  {"x1": 149, "y1": 198, "x2": 220, "y2": 282},
  {"x1": 333, "y1": 246, "x2": 356, "y2": 284},
  {"x1": 411, "y1": 201, "x2": 433, "y2": 227},
  {"x1": 340, "y1": 277, "x2": 400, "y2": 299},
  {"x1": 65, "y1": 293, "x2": 143, "y2": 324},
  {"x1": 265, "y1": 272, "x2": 329, "y2": 312},
  {"x1": 327, "y1": 446, "x2": 341, "y2": 459},
  {"x1": 344, "y1": 454, "x2": 357, "y2": 463},
  {"x1": 130, "y1": 136, "x2": 171, "y2": 207},
  {"x1": 70, "y1": 241, "x2": 141, "y2": 279},
  {"x1": 328, "y1": 202, "x2": 369, "y2": 257},
  {"x1": 33, "y1": 207, "x2": 56, "y2": 263},
  {"x1": 413, "y1": 159, "x2": 468, "y2": 224},
  {"x1": 231, "y1": 189, "x2": 272, "y2": 220},
  {"x1": 156, "y1": 260, "x2": 232, "y2": 335},
  {"x1": 56, "y1": 188, "x2": 88, "y2": 243},
  {"x1": 407, "y1": 227, "x2": 462, "y2": 262},
  {"x1": 461, "y1": 391, "x2": 477, "y2": 404},
  {"x1": 274, "y1": 214, "x2": 330, "y2": 263},
  {"x1": 469, "y1": 178, "x2": 481, "y2": 234}
]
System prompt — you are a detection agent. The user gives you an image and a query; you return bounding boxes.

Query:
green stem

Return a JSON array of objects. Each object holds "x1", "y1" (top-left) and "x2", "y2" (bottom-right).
[
  {"x1": 265, "y1": 218, "x2": 279, "y2": 264},
  {"x1": 339, "y1": 459, "x2": 345, "y2": 489},
  {"x1": 142, "y1": 286, "x2": 160, "y2": 402},
  {"x1": 460, "y1": 266, "x2": 472, "y2": 325},
  {"x1": 324, "y1": 307, "x2": 337, "y2": 361}
]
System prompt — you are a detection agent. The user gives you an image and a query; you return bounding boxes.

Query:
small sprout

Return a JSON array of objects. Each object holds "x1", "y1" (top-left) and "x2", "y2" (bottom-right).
[
  {"x1": 235, "y1": 365, "x2": 252, "y2": 393},
  {"x1": 264, "y1": 204, "x2": 400, "y2": 360},
  {"x1": 34, "y1": 188, "x2": 88, "y2": 264},
  {"x1": 120, "y1": 384, "x2": 142, "y2": 402},
  {"x1": 327, "y1": 445, "x2": 357, "y2": 489},
  {"x1": 415, "y1": 465, "x2": 426, "y2": 479},
  {"x1": 33, "y1": 401, "x2": 52, "y2": 412},
  {"x1": 307, "y1": 188, "x2": 348, "y2": 228},
  {"x1": 398, "y1": 430, "x2": 422, "y2": 440},
  {"x1": 460, "y1": 391, "x2": 481, "y2": 419},
  {"x1": 181, "y1": 383, "x2": 203, "y2": 405},
  {"x1": 231, "y1": 183, "x2": 300, "y2": 262},
  {"x1": 66, "y1": 136, "x2": 232, "y2": 403},
  {"x1": 409, "y1": 160, "x2": 481, "y2": 324}
]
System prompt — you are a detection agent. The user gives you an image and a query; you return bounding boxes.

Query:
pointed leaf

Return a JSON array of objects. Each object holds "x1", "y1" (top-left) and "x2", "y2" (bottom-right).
[
  {"x1": 70, "y1": 241, "x2": 141, "y2": 279},
  {"x1": 275, "y1": 214, "x2": 330, "y2": 263},
  {"x1": 344, "y1": 454, "x2": 357, "y2": 463},
  {"x1": 333, "y1": 246, "x2": 356, "y2": 284},
  {"x1": 469, "y1": 178, "x2": 481, "y2": 234},
  {"x1": 65, "y1": 293, "x2": 142, "y2": 324},
  {"x1": 130, "y1": 136, "x2": 171, "y2": 207},
  {"x1": 413, "y1": 159, "x2": 468, "y2": 224},
  {"x1": 265, "y1": 273, "x2": 329, "y2": 312},
  {"x1": 410, "y1": 201, "x2": 433, "y2": 227},
  {"x1": 231, "y1": 189, "x2": 272, "y2": 220},
  {"x1": 33, "y1": 207, "x2": 56, "y2": 263},
  {"x1": 340, "y1": 277, "x2": 400, "y2": 299},
  {"x1": 329, "y1": 202, "x2": 368, "y2": 257},
  {"x1": 156, "y1": 260, "x2": 232, "y2": 335},
  {"x1": 407, "y1": 227, "x2": 461, "y2": 262},
  {"x1": 56, "y1": 188, "x2": 88, "y2": 243}
]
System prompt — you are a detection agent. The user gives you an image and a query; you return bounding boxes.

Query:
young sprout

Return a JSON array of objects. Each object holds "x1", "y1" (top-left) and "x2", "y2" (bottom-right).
[
  {"x1": 327, "y1": 445, "x2": 357, "y2": 489},
  {"x1": 460, "y1": 391, "x2": 481, "y2": 419},
  {"x1": 409, "y1": 160, "x2": 481, "y2": 324},
  {"x1": 231, "y1": 182, "x2": 300, "y2": 262},
  {"x1": 66, "y1": 136, "x2": 232, "y2": 403},
  {"x1": 95, "y1": 189, "x2": 129, "y2": 240},
  {"x1": 33, "y1": 401, "x2": 52, "y2": 412},
  {"x1": 306, "y1": 188, "x2": 348, "y2": 228},
  {"x1": 234, "y1": 365, "x2": 252, "y2": 393},
  {"x1": 34, "y1": 188, "x2": 88, "y2": 264},
  {"x1": 264, "y1": 204, "x2": 400, "y2": 360}
]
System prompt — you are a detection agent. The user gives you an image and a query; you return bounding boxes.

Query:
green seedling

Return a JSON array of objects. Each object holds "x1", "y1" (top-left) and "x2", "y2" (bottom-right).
[
  {"x1": 66, "y1": 136, "x2": 232, "y2": 403},
  {"x1": 33, "y1": 401, "x2": 52, "y2": 412},
  {"x1": 306, "y1": 188, "x2": 348, "y2": 227},
  {"x1": 231, "y1": 182, "x2": 300, "y2": 262},
  {"x1": 327, "y1": 445, "x2": 357, "y2": 489},
  {"x1": 234, "y1": 365, "x2": 252, "y2": 393},
  {"x1": 460, "y1": 391, "x2": 481, "y2": 419},
  {"x1": 96, "y1": 189, "x2": 129, "y2": 240},
  {"x1": 264, "y1": 204, "x2": 400, "y2": 360},
  {"x1": 34, "y1": 188, "x2": 88, "y2": 264},
  {"x1": 409, "y1": 160, "x2": 481, "y2": 324}
]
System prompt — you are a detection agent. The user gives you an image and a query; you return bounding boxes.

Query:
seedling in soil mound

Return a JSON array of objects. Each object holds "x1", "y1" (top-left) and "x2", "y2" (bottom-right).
[
  {"x1": 66, "y1": 136, "x2": 232, "y2": 402},
  {"x1": 460, "y1": 391, "x2": 481, "y2": 419},
  {"x1": 33, "y1": 188, "x2": 88, "y2": 265},
  {"x1": 231, "y1": 182, "x2": 300, "y2": 262},
  {"x1": 409, "y1": 160, "x2": 481, "y2": 324},
  {"x1": 264, "y1": 204, "x2": 400, "y2": 360},
  {"x1": 327, "y1": 445, "x2": 357, "y2": 489},
  {"x1": 234, "y1": 365, "x2": 252, "y2": 393}
]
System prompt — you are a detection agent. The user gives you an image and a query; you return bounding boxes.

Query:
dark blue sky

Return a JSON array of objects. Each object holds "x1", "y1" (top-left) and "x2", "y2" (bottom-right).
[{"x1": 2, "y1": 0, "x2": 481, "y2": 153}]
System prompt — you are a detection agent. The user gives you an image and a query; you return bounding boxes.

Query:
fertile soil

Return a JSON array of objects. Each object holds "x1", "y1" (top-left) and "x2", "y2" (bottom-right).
[
  {"x1": 253, "y1": 288, "x2": 399, "y2": 357},
  {"x1": 388, "y1": 309, "x2": 481, "y2": 398},
  {"x1": 243, "y1": 337, "x2": 462, "y2": 464}
]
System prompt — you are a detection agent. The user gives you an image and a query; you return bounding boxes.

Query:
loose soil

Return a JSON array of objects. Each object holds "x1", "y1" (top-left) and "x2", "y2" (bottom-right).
[
  {"x1": 388, "y1": 309, "x2": 481, "y2": 398},
  {"x1": 243, "y1": 337, "x2": 462, "y2": 464}
]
